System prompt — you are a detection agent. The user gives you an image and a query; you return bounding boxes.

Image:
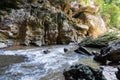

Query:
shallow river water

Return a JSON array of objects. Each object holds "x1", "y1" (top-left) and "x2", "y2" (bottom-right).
[{"x1": 0, "y1": 44, "x2": 118, "y2": 80}]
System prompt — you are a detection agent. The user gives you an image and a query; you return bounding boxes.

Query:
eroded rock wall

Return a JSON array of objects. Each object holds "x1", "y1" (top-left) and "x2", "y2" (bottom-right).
[{"x1": 0, "y1": 0, "x2": 106, "y2": 47}]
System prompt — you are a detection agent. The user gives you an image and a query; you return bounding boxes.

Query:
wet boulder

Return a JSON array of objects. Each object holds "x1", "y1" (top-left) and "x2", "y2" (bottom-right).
[
  {"x1": 116, "y1": 66, "x2": 120, "y2": 80},
  {"x1": 74, "y1": 46, "x2": 92, "y2": 55},
  {"x1": 43, "y1": 49, "x2": 50, "y2": 54},
  {"x1": 64, "y1": 48, "x2": 68, "y2": 53},
  {"x1": 94, "y1": 41, "x2": 120, "y2": 63},
  {"x1": 63, "y1": 64, "x2": 106, "y2": 80}
]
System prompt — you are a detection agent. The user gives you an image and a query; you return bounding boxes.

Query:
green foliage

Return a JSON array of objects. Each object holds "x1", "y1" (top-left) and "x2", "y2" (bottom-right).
[
  {"x1": 94, "y1": 0, "x2": 120, "y2": 28},
  {"x1": 101, "y1": 3, "x2": 120, "y2": 27}
]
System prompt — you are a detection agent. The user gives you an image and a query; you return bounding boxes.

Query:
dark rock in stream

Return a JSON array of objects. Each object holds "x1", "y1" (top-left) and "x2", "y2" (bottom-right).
[
  {"x1": 116, "y1": 66, "x2": 120, "y2": 80},
  {"x1": 63, "y1": 64, "x2": 106, "y2": 80},
  {"x1": 64, "y1": 48, "x2": 68, "y2": 53},
  {"x1": 74, "y1": 46, "x2": 92, "y2": 55},
  {"x1": 43, "y1": 50, "x2": 50, "y2": 54},
  {"x1": 94, "y1": 41, "x2": 120, "y2": 64}
]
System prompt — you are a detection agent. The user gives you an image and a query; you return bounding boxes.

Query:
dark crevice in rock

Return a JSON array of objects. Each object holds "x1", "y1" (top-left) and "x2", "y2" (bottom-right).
[{"x1": 18, "y1": 20, "x2": 27, "y2": 43}]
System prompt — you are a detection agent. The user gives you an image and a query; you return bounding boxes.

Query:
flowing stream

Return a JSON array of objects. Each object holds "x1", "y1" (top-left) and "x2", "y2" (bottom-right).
[{"x1": 0, "y1": 44, "x2": 118, "y2": 80}]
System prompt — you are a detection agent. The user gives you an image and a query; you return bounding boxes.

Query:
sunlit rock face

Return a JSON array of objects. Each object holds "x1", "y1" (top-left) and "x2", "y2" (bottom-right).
[
  {"x1": 71, "y1": 0, "x2": 106, "y2": 38},
  {"x1": 71, "y1": 0, "x2": 100, "y2": 14},
  {"x1": 82, "y1": 13, "x2": 106, "y2": 38},
  {"x1": 0, "y1": 0, "x2": 106, "y2": 47}
]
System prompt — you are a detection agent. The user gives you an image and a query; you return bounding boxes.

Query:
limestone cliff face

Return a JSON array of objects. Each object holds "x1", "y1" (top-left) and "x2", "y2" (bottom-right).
[{"x1": 0, "y1": 0, "x2": 106, "y2": 47}]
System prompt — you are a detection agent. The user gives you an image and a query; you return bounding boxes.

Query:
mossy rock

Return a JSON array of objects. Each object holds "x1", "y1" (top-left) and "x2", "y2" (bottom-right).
[{"x1": 80, "y1": 32, "x2": 119, "y2": 48}]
